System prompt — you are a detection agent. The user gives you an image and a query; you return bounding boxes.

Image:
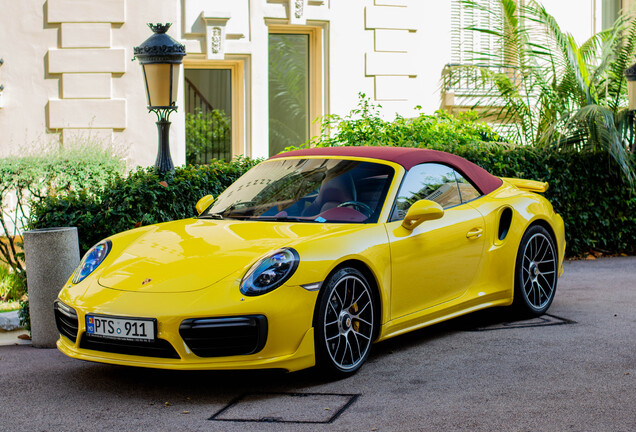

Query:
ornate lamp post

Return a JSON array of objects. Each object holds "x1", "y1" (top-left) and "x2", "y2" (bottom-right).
[{"x1": 134, "y1": 23, "x2": 186, "y2": 173}]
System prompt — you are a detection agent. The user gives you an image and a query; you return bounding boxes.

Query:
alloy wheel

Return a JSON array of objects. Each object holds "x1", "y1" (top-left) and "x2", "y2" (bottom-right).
[
  {"x1": 521, "y1": 232, "x2": 557, "y2": 310},
  {"x1": 322, "y1": 274, "x2": 374, "y2": 371}
]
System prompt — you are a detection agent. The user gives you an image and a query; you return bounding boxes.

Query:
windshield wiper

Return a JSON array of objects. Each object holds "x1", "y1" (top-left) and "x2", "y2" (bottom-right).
[
  {"x1": 255, "y1": 216, "x2": 315, "y2": 223},
  {"x1": 198, "y1": 213, "x2": 224, "y2": 220}
]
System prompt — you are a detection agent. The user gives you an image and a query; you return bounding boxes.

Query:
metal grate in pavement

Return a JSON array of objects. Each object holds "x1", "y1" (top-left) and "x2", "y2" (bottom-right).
[{"x1": 210, "y1": 392, "x2": 360, "y2": 424}]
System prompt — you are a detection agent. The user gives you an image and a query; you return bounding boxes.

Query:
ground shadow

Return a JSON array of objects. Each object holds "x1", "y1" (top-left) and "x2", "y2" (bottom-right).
[{"x1": 33, "y1": 306, "x2": 542, "y2": 405}]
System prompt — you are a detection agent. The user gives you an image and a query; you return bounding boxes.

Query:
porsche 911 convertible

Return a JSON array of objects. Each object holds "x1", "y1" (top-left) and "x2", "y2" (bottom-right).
[{"x1": 54, "y1": 146, "x2": 565, "y2": 375}]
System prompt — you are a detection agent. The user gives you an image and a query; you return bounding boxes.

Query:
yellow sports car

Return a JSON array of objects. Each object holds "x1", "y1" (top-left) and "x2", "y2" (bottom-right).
[{"x1": 54, "y1": 146, "x2": 565, "y2": 376}]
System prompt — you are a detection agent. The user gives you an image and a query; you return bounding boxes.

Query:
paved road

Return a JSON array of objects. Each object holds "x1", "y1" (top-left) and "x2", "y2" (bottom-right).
[{"x1": 1, "y1": 257, "x2": 634, "y2": 432}]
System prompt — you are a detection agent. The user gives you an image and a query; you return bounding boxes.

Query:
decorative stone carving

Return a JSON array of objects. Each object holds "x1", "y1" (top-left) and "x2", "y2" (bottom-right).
[
  {"x1": 294, "y1": 0, "x2": 304, "y2": 19},
  {"x1": 289, "y1": 0, "x2": 308, "y2": 25},
  {"x1": 202, "y1": 13, "x2": 231, "y2": 60},
  {"x1": 210, "y1": 27, "x2": 222, "y2": 54}
]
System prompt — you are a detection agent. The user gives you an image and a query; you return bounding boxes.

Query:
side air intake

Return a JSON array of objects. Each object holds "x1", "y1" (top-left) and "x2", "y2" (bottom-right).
[{"x1": 498, "y1": 208, "x2": 513, "y2": 241}]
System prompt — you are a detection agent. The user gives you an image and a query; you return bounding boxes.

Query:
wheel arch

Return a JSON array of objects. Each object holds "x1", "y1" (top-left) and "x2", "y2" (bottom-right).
[
  {"x1": 312, "y1": 259, "x2": 383, "y2": 341},
  {"x1": 527, "y1": 218, "x2": 559, "y2": 260},
  {"x1": 512, "y1": 220, "x2": 559, "y2": 315}
]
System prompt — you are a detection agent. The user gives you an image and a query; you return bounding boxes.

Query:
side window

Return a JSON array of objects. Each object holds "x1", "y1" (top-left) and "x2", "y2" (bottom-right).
[
  {"x1": 455, "y1": 172, "x2": 481, "y2": 203},
  {"x1": 392, "y1": 163, "x2": 462, "y2": 220}
]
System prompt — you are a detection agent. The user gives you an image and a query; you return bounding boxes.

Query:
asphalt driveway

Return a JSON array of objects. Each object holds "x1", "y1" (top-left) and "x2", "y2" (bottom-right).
[{"x1": 1, "y1": 257, "x2": 634, "y2": 432}]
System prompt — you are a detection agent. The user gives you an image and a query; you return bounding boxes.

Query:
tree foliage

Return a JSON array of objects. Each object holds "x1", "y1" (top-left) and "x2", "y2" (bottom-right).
[{"x1": 455, "y1": 0, "x2": 636, "y2": 182}]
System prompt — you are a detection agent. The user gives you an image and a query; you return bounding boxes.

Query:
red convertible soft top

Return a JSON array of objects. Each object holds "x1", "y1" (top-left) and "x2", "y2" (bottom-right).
[{"x1": 270, "y1": 146, "x2": 503, "y2": 195}]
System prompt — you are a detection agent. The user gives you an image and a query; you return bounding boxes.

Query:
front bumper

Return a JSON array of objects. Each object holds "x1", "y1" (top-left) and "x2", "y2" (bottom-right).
[
  {"x1": 56, "y1": 279, "x2": 319, "y2": 372},
  {"x1": 57, "y1": 327, "x2": 316, "y2": 372}
]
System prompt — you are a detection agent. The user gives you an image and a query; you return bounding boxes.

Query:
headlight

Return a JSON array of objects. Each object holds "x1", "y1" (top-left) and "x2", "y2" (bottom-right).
[
  {"x1": 240, "y1": 248, "x2": 299, "y2": 296},
  {"x1": 72, "y1": 240, "x2": 112, "y2": 284}
]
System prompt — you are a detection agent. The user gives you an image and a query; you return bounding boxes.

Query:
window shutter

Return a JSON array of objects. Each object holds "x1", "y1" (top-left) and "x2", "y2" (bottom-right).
[{"x1": 451, "y1": 0, "x2": 502, "y2": 65}]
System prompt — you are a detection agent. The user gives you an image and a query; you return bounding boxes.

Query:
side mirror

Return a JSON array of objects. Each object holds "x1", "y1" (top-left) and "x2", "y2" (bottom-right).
[
  {"x1": 195, "y1": 194, "x2": 215, "y2": 215},
  {"x1": 401, "y1": 199, "x2": 444, "y2": 230}
]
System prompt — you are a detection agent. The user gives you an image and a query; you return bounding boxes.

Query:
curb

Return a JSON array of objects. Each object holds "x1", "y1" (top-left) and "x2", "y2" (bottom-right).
[{"x1": 0, "y1": 310, "x2": 22, "y2": 331}]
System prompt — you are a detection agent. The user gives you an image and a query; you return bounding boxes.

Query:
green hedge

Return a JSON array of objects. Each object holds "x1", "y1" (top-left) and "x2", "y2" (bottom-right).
[
  {"x1": 27, "y1": 107, "x2": 635, "y2": 256},
  {"x1": 29, "y1": 157, "x2": 258, "y2": 254},
  {"x1": 435, "y1": 144, "x2": 635, "y2": 254}
]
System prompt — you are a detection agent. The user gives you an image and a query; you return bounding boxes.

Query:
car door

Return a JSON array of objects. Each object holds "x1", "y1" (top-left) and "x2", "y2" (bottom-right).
[{"x1": 387, "y1": 163, "x2": 486, "y2": 319}]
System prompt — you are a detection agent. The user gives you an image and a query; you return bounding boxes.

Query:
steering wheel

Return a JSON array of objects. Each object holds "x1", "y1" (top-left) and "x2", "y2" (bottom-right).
[{"x1": 337, "y1": 201, "x2": 373, "y2": 218}]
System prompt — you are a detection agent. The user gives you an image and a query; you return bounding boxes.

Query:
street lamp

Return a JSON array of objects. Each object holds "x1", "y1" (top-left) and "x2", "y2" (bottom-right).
[{"x1": 134, "y1": 23, "x2": 186, "y2": 173}]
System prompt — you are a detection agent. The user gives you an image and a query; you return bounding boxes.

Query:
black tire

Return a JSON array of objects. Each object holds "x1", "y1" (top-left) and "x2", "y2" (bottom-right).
[
  {"x1": 314, "y1": 267, "x2": 376, "y2": 376},
  {"x1": 513, "y1": 224, "x2": 558, "y2": 316}
]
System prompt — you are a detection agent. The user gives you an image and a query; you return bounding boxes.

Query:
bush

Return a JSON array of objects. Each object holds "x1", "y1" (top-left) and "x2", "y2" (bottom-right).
[
  {"x1": 0, "y1": 265, "x2": 26, "y2": 302},
  {"x1": 0, "y1": 143, "x2": 125, "y2": 302},
  {"x1": 29, "y1": 157, "x2": 259, "y2": 254},
  {"x1": 302, "y1": 97, "x2": 501, "y2": 150},
  {"x1": 18, "y1": 299, "x2": 30, "y2": 335}
]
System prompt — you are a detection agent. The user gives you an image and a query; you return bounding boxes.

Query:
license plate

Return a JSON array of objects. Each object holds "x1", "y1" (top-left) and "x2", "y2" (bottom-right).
[{"x1": 85, "y1": 315, "x2": 155, "y2": 342}]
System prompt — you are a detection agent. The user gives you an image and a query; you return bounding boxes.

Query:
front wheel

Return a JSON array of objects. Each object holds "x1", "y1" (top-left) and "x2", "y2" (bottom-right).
[
  {"x1": 314, "y1": 267, "x2": 376, "y2": 376},
  {"x1": 513, "y1": 225, "x2": 558, "y2": 316}
]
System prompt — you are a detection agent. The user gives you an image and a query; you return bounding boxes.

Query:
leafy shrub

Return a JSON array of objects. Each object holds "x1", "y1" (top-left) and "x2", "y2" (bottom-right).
[
  {"x1": 18, "y1": 299, "x2": 30, "y2": 335},
  {"x1": 0, "y1": 144, "x2": 125, "y2": 301},
  {"x1": 0, "y1": 265, "x2": 26, "y2": 302},
  {"x1": 0, "y1": 145, "x2": 125, "y2": 199},
  {"x1": 29, "y1": 157, "x2": 259, "y2": 254},
  {"x1": 299, "y1": 97, "x2": 501, "y2": 151}
]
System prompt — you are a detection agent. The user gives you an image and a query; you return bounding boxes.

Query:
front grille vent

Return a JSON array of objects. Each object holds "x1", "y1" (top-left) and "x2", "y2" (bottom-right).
[
  {"x1": 79, "y1": 334, "x2": 180, "y2": 359},
  {"x1": 54, "y1": 301, "x2": 79, "y2": 342},
  {"x1": 179, "y1": 315, "x2": 267, "y2": 357}
]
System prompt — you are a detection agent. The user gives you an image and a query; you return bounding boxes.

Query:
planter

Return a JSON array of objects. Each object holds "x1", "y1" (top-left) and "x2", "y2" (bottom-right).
[{"x1": 23, "y1": 227, "x2": 80, "y2": 348}]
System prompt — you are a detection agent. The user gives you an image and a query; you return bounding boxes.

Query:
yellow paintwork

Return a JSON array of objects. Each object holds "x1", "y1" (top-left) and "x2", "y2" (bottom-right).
[
  {"x1": 502, "y1": 177, "x2": 549, "y2": 193},
  {"x1": 56, "y1": 157, "x2": 566, "y2": 372},
  {"x1": 401, "y1": 199, "x2": 444, "y2": 230},
  {"x1": 195, "y1": 194, "x2": 214, "y2": 215}
]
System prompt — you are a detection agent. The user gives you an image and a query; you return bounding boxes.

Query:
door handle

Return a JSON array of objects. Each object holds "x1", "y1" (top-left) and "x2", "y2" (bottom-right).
[{"x1": 466, "y1": 228, "x2": 483, "y2": 239}]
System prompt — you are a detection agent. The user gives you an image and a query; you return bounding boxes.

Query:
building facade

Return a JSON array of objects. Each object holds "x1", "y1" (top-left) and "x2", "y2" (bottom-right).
[{"x1": 0, "y1": 0, "x2": 631, "y2": 167}]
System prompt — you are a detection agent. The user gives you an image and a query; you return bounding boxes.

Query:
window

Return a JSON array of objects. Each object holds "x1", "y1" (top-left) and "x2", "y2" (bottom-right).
[
  {"x1": 183, "y1": 60, "x2": 244, "y2": 164},
  {"x1": 392, "y1": 163, "x2": 481, "y2": 221},
  {"x1": 184, "y1": 69, "x2": 232, "y2": 163},
  {"x1": 451, "y1": 0, "x2": 503, "y2": 66},
  {"x1": 455, "y1": 172, "x2": 481, "y2": 203},
  {"x1": 204, "y1": 159, "x2": 394, "y2": 224},
  {"x1": 268, "y1": 26, "x2": 322, "y2": 156},
  {"x1": 602, "y1": 0, "x2": 622, "y2": 30}
]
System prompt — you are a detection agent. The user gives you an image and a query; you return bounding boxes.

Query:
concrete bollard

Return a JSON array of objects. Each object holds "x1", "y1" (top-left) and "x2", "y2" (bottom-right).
[{"x1": 23, "y1": 227, "x2": 80, "y2": 348}]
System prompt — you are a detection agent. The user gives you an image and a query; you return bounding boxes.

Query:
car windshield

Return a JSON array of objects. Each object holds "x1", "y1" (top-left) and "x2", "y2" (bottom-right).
[{"x1": 202, "y1": 158, "x2": 395, "y2": 223}]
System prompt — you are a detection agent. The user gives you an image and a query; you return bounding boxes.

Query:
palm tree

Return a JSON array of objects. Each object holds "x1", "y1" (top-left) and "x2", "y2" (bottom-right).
[{"x1": 455, "y1": 0, "x2": 636, "y2": 182}]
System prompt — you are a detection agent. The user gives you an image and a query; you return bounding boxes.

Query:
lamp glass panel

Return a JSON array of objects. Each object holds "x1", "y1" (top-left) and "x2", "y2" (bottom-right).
[
  {"x1": 171, "y1": 64, "x2": 180, "y2": 104},
  {"x1": 144, "y1": 63, "x2": 172, "y2": 107},
  {"x1": 629, "y1": 80, "x2": 636, "y2": 111}
]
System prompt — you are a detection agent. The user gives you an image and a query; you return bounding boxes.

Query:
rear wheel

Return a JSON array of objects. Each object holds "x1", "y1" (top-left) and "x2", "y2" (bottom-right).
[
  {"x1": 513, "y1": 225, "x2": 558, "y2": 316},
  {"x1": 314, "y1": 267, "x2": 375, "y2": 376}
]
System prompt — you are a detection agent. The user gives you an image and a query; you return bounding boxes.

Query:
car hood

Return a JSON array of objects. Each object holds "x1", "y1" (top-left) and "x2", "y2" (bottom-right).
[{"x1": 98, "y1": 218, "x2": 343, "y2": 293}]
